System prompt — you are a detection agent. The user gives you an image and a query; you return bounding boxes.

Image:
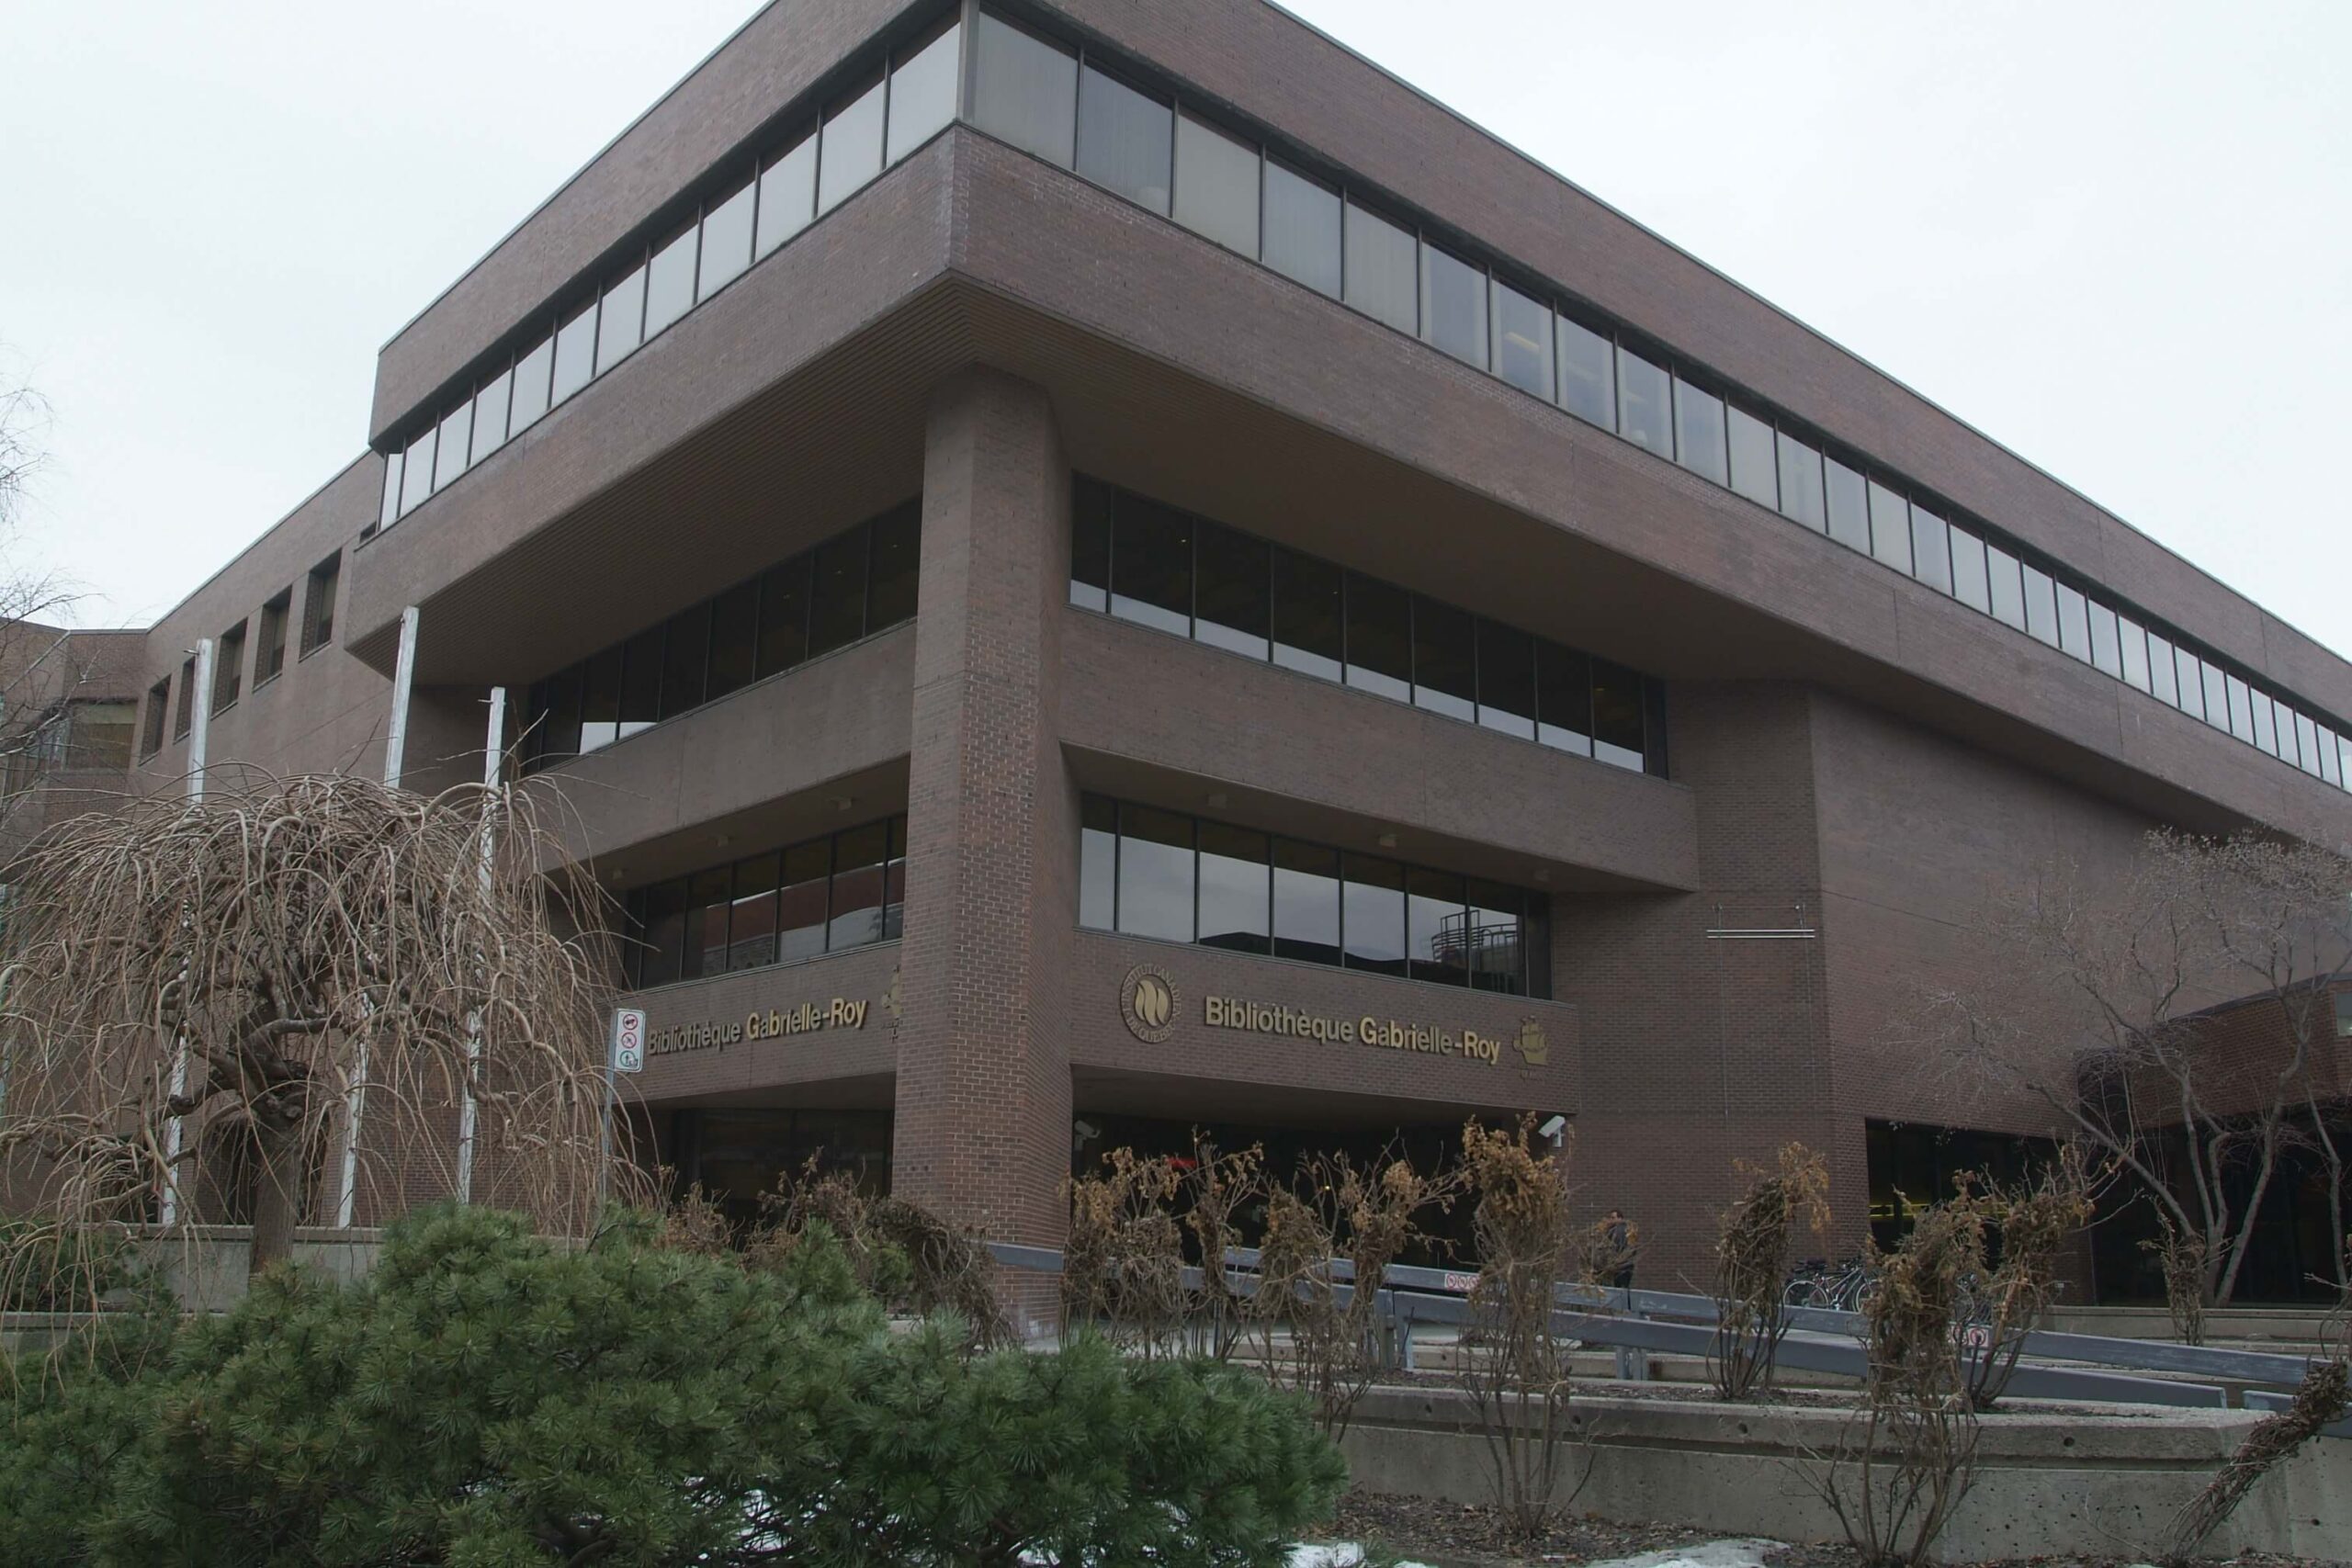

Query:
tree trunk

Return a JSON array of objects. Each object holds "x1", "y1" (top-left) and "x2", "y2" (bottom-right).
[{"x1": 249, "y1": 1113, "x2": 309, "y2": 1272}]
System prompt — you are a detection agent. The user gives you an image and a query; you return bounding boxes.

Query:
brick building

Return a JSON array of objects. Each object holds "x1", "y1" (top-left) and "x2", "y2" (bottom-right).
[{"x1": 85, "y1": 0, "x2": 2352, "y2": 1302}]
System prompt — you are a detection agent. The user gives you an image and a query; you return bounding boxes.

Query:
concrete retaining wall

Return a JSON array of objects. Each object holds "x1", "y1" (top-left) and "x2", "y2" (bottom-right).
[{"x1": 1342, "y1": 1384, "x2": 2352, "y2": 1562}]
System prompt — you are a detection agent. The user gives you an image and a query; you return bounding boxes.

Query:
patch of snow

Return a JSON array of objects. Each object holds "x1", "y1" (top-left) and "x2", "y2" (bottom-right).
[
  {"x1": 1287, "y1": 1544, "x2": 1441, "y2": 1568},
  {"x1": 1587, "y1": 1540, "x2": 1781, "y2": 1568}
]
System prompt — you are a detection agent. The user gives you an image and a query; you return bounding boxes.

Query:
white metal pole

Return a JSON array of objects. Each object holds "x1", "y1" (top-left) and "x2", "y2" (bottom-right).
[
  {"x1": 337, "y1": 607, "x2": 420, "y2": 1229},
  {"x1": 159, "y1": 637, "x2": 214, "y2": 1228},
  {"x1": 454, "y1": 686, "x2": 503, "y2": 1204}
]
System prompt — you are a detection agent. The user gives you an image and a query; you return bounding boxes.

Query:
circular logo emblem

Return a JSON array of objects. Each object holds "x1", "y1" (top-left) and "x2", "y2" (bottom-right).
[{"x1": 1120, "y1": 964, "x2": 1179, "y2": 1043}]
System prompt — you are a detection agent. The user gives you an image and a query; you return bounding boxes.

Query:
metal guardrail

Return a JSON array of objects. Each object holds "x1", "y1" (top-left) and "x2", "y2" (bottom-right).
[{"x1": 991, "y1": 1240, "x2": 2341, "y2": 1430}]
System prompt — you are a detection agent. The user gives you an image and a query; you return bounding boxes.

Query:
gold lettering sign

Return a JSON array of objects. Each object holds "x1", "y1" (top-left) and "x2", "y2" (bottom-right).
[
  {"x1": 646, "y1": 996, "x2": 870, "y2": 1058},
  {"x1": 1182, "y1": 990, "x2": 1551, "y2": 1069}
]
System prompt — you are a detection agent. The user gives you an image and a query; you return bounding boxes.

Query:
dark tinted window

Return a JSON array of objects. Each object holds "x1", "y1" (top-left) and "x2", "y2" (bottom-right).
[
  {"x1": 2118, "y1": 615, "x2": 2150, "y2": 692},
  {"x1": 1407, "y1": 866, "x2": 1468, "y2": 987},
  {"x1": 759, "y1": 555, "x2": 812, "y2": 677},
  {"x1": 1476, "y1": 619, "x2": 1536, "y2": 739},
  {"x1": 1535, "y1": 641, "x2": 1591, "y2": 755},
  {"x1": 971, "y1": 11, "x2": 1077, "y2": 165},
  {"x1": 1342, "y1": 856, "x2": 1407, "y2": 976},
  {"x1": 1491, "y1": 278, "x2": 1551, "y2": 397},
  {"x1": 618, "y1": 626, "x2": 663, "y2": 738},
  {"x1": 727, "y1": 853, "x2": 780, "y2": 972},
  {"x1": 808, "y1": 526, "x2": 869, "y2": 656},
  {"x1": 535, "y1": 668, "x2": 582, "y2": 760},
  {"x1": 1194, "y1": 522, "x2": 1270, "y2": 659},
  {"x1": 1825, "y1": 457, "x2": 1871, "y2": 553},
  {"x1": 2020, "y1": 565, "x2": 2059, "y2": 647},
  {"x1": 1110, "y1": 492, "x2": 1192, "y2": 636},
  {"x1": 682, "y1": 868, "x2": 732, "y2": 982},
  {"x1": 706, "y1": 581, "x2": 759, "y2": 702},
  {"x1": 1909, "y1": 506, "x2": 1951, "y2": 593},
  {"x1": 1272, "y1": 548, "x2": 1342, "y2": 682},
  {"x1": 1118, "y1": 805, "x2": 1194, "y2": 943},
  {"x1": 1198, "y1": 821, "x2": 1271, "y2": 953},
  {"x1": 1673, "y1": 378, "x2": 1728, "y2": 485},
  {"x1": 212, "y1": 622, "x2": 246, "y2": 713},
  {"x1": 2054, "y1": 581, "x2": 2090, "y2": 661},
  {"x1": 1344, "y1": 199, "x2": 1418, "y2": 333},
  {"x1": 301, "y1": 553, "x2": 340, "y2": 654},
  {"x1": 1616, "y1": 345, "x2": 1671, "y2": 455},
  {"x1": 1591, "y1": 659, "x2": 1645, "y2": 771},
  {"x1": 1263, "y1": 159, "x2": 1340, "y2": 297},
  {"x1": 637, "y1": 880, "x2": 686, "y2": 988},
  {"x1": 1076, "y1": 63, "x2": 1171, "y2": 213},
  {"x1": 867, "y1": 503, "x2": 921, "y2": 630},
  {"x1": 2088, "y1": 601, "x2": 2122, "y2": 678},
  {"x1": 1272, "y1": 838, "x2": 1340, "y2": 965},
  {"x1": 1419, "y1": 241, "x2": 1487, "y2": 367},
  {"x1": 1080, "y1": 795, "x2": 1116, "y2": 931},
  {"x1": 660, "y1": 604, "x2": 710, "y2": 719},
  {"x1": 1949, "y1": 525, "x2": 1990, "y2": 613},
  {"x1": 1070, "y1": 477, "x2": 1111, "y2": 612},
  {"x1": 579, "y1": 648, "x2": 622, "y2": 752},
  {"x1": 1985, "y1": 543, "x2": 2026, "y2": 630},
  {"x1": 2202, "y1": 661, "x2": 2230, "y2": 731},
  {"x1": 1776, "y1": 431, "x2": 1826, "y2": 532},
  {"x1": 1411, "y1": 596, "x2": 1476, "y2": 721},
  {"x1": 2147, "y1": 630, "x2": 2179, "y2": 705},
  {"x1": 1344, "y1": 574, "x2": 1412, "y2": 702},
  {"x1": 1727, "y1": 404, "x2": 1778, "y2": 509},
  {"x1": 1465, "y1": 879, "x2": 1525, "y2": 995},
  {"x1": 778, "y1": 839, "x2": 831, "y2": 964},
  {"x1": 1867, "y1": 479, "x2": 1913, "y2": 573},
  {"x1": 1556, "y1": 314, "x2": 1615, "y2": 429},
  {"x1": 828, "y1": 821, "x2": 890, "y2": 949},
  {"x1": 2175, "y1": 646, "x2": 2207, "y2": 720}
]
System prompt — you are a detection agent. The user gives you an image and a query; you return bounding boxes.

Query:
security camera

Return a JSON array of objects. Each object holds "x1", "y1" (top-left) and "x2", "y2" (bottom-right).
[
  {"x1": 1537, "y1": 1114, "x2": 1566, "y2": 1145},
  {"x1": 1071, "y1": 1119, "x2": 1102, "y2": 1150}
]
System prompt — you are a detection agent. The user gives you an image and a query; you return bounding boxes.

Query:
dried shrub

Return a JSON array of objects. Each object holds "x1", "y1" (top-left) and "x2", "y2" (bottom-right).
[
  {"x1": 1806, "y1": 1200, "x2": 1982, "y2": 1568},
  {"x1": 1708, "y1": 1142, "x2": 1829, "y2": 1401},
  {"x1": 2165, "y1": 1356, "x2": 2350, "y2": 1564},
  {"x1": 759, "y1": 1160, "x2": 1004, "y2": 1348},
  {"x1": 1177, "y1": 1139, "x2": 1265, "y2": 1359},
  {"x1": 1063, "y1": 1148, "x2": 1188, "y2": 1358},
  {"x1": 1456, "y1": 1115, "x2": 1581, "y2": 1540},
  {"x1": 2142, "y1": 1212, "x2": 2211, "y2": 1347},
  {"x1": 1959, "y1": 1144, "x2": 2093, "y2": 1408}
]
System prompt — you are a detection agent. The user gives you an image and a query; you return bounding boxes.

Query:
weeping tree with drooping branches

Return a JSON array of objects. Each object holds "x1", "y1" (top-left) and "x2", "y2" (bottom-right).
[{"x1": 0, "y1": 771, "x2": 628, "y2": 1273}]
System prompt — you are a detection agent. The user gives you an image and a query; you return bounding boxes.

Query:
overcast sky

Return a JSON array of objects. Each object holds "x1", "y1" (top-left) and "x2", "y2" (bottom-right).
[{"x1": 5, "y1": 2, "x2": 2346, "y2": 656}]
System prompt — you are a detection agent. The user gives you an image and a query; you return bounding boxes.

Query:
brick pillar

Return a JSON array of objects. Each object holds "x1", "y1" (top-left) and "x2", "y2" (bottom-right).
[{"x1": 892, "y1": 369, "x2": 1073, "y2": 1333}]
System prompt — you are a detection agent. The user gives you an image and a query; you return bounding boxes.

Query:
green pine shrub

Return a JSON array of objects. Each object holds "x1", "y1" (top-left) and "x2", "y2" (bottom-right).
[{"x1": 0, "y1": 1202, "x2": 1345, "y2": 1566}]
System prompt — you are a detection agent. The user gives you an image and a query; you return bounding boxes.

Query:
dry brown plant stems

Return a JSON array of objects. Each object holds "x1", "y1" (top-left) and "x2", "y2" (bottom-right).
[{"x1": 1709, "y1": 1141, "x2": 1830, "y2": 1402}]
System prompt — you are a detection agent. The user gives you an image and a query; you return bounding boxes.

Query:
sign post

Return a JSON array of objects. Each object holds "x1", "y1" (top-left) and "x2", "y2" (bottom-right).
[{"x1": 603, "y1": 1008, "x2": 646, "y2": 1200}]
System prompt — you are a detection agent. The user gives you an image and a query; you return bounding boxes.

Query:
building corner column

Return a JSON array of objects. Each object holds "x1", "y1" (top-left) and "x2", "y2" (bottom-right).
[{"x1": 891, "y1": 368, "x2": 1073, "y2": 1331}]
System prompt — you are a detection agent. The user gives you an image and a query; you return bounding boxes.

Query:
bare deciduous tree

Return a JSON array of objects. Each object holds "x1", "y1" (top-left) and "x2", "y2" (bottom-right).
[
  {"x1": 0, "y1": 367, "x2": 101, "y2": 834},
  {"x1": 1925, "y1": 829, "x2": 2352, "y2": 1306},
  {"x1": 0, "y1": 772, "x2": 628, "y2": 1269}
]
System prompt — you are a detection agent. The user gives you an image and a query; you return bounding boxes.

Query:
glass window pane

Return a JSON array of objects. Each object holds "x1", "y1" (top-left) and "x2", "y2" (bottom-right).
[
  {"x1": 1117, "y1": 805, "x2": 1194, "y2": 943},
  {"x1": 1417, "y1": 240, "x2": 1486, "y2": 367},
  {"x1": 1194, "y1": 522, "x2": 1269, "y2": 659},
  {"x1": 817, "y1": 73, "x2": 886, "y2": 213},
  {"x1": 1272, "y1": 548, "x2": 1342, "y2": 682},
  {"x1": 1080, "y1": 795, "x2": 1117, "y2": 931},
  {"x1": 2088, "y1": 602, "x2": 2122, "y2": 678},
  {"x1": 1673, "y1": 378, "x2": 1728, "y2": 485},
  {"x1": 1476, "y1": 619, "x2": 1535, "y2": 739},
  {"x1": 552, "y1": 299, "x2": 597, "y2": 405},
  {"x1": 698, "y1": 177, "x2": 756, "y2": 299},
  {"x1": 643, "y1": 224, "x2": 697, "y2": 340},
  {"x1": 1949, "y1": 524, "x2": 1989, "y2": 612},
  {"x1": 706, "y1": 581, "x2": 759, "y2": 702},
  {"x1": 538, "y1": 668, "x2": 583, "y2": 761},
  {"x1": 778, "y1": 839, "x2": 831, "y2": 964},
  {"x1": 400, "y1": 426, "x2": 436, "y2": 514},
  {"x1": 2319, "y1": 726, "x2": 2340, "y2": 785},
  {"x1": 886, "y1": 18, "x2": 960, "y2": 164},
  {"x1": 1408, "y1": 866, "x2": 1469, "y2": 986},
  {"x1": 1491, "y1": 279, "x2": 1551, "y2": 397},
  {"x1": 2251, "y1": 689, "x2": 2278, "y2": 754},
  {"x1": 1070, "y1": 475, "x2": 1110, "y2": 612},
  {"x1": 886, "y1": 823, "x2": 910, "y2": 943},
  {"x1": 1910, "y1": 506, "x2": 1951, "y2": 593},
  {"x1": 1109, "y1": 491, "x2": 1192, "y2": 636},
  {"x1": 659, "y1": 604, "x2": 709, "y2": 719},
  {"x1": 809, "y1": 526, "x2": 870, "y2": 656},
  {"x1": 1342, "y1": 855, "x2": 1407, "y2": 976},
  {"x1": 1411, "y1": 596, "x2": 1476, "y2": 721},
  {"x1": 1343, "y1": 200, "x2": 1417, "y2": 333},
  {"x1": 757, "y1": 555, "x2": 811, "y2": 676},
  {"x1": 596, "y1": 264, "x2": 645, "y2": 373},
  {"x1": 1867, "y1": 479, "x2": 1912, "y2": 573},
  {"x1": 756, "y1": 130, "x2": 818, "y2": 258},
  {"x1": 1556, "y1": 314, "x2": 1615, "y2": 429},
  {"x1": 379, "y1": 450, "x2": 402, "y2": 531},
  {"x1": 1344, "y1": 573, "x2": 1412, "y2": 703},
  {"x1": 1272, "y1": 839, "x2": 1340, "y2": 965},
  {"x1": 1615, "y1": 344, "x2": 1671, "y2": 455},
  {"x1": 1263, "y1": 159, "x2": 1340, "y2": 298},
  {"x1": 1076, "y1": 63, "x2": 1171, "y2": 213},
  {"x1": 510, "y1": 335, "x2": 554, "y2": 434},
  {"x1": 1727, "y1": 405, "x2": 1777, "y2": 509},
  {"x1": 579, "y1": 648, "x2": 623, "y2": 752},
  {"x1": 2148, "y1": 631, "x2": 2178, "y2": 705},
  {"x1": 828, "y1": 823, "x2": 889, "y2": 949},
  {"x1": 1777, "y1": 431, "x2": 1826, "y2": 532},
  {"x1": 618, "y1": 626, "x2": 663, "y2": 738},
  {"x1": 1535, "y1": 640, "x2": 1591, "y2": 755},
  {"x1": 471, "y1": 371, "x2": 512, "y2": 464},
  {"x1": 867, "y1": 502, "x2": 921, "y2": 630},
  {"x1": 1198, "y1": 822, "x2": 1270, "y2": 953},
  {"x1": 1465, "y1": 879, "x2": 1524, "y2": 996},
  {"x1": 2208, "y1": 665, "x2": 2236, "y2": 734},
  {"x1": 1174, "y1": 113, "x2": 1259, "y2": 255},
  {"x1": 2295, "y1": 712, "x2": 2321, "y2": 774},
  {"x1": 971, "y1": 11, "x2": 1077, "y2": 166},
  {"x1": 684, "y1": 868, "x2": 732, "y2": 981},
  {"x1": 638, "y1": 880, "x2": 686, "y2": 988},
  {"x1": 728, "y1": 853, "x2": 780, "y2": 971},
  {"x1": 2118, "y1": 614, "x2": 2150, "y2": 692},
  {"x1": 2225, "y1": 675, "x2": 2256, "y2": 744},
  {"x1": 1986, "y1": 543, "x2": 2026, "y2": 630},
  {"x1": 2055, "y1": 581, "x2": 2090, "y2": 661},
  {"x1": 2175, "y1": 647, "x2": 2206, "y2": 720},
  {"x1": 434, "y1": 401, "x2": 472, "y2": 491},
  {"x1": 2021, "y1": 564, "x2": 2060, "y2": 647},
  {"x1": 1592, "y1": 659, "x2": 1646, "y2": 771},
  {"x1": 1824, "y1": 457, "x2": 1870, "y2": 553}
]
